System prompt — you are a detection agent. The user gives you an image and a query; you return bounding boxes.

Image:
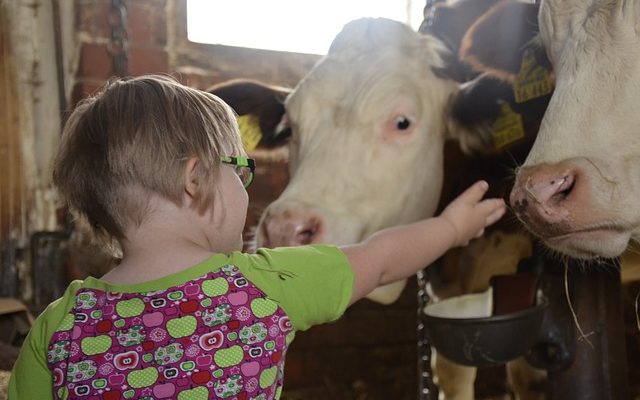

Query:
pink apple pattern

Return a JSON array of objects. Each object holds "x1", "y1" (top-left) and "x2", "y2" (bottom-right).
[{"x1": 47, "y1": 264, "x2": 293, "y2": 399}]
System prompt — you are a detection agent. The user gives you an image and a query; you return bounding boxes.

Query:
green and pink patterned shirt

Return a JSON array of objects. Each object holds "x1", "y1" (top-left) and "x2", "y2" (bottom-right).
[{"x1": 9, "y1": 245, "x2": 353, "y2": 400}]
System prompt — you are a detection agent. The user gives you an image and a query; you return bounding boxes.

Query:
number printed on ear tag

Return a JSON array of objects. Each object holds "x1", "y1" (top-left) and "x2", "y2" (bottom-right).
[
  {"x1": 514, "y1": 48, "x2": 553, "y2": 103},
  {"x1": 492, "y1": 101, "x2": 525, "y2": 149}
]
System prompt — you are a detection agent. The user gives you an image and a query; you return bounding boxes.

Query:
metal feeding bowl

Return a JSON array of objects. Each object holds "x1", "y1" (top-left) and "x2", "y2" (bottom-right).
[{"x1": 423, "y1": 289, "x2": 547, "y2": 367}]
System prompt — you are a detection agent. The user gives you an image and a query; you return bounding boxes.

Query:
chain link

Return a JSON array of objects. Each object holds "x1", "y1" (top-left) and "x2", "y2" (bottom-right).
[
  {"x1": 106, "y1": 0, "x2": 128, "y2": 77},
  {"x1": 417, "y1": 269, "x2": 436, "y2": 400}
]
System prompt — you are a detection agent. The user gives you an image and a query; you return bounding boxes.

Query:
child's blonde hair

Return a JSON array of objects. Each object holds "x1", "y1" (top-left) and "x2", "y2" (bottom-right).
[{"x1": 53, "y1": 75, "x2": 243, "y2": 243}]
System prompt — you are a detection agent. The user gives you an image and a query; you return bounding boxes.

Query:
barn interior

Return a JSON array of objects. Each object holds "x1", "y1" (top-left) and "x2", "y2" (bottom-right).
[{"x1": 1, "y1": 1, "x2": 639, "y2": 400}]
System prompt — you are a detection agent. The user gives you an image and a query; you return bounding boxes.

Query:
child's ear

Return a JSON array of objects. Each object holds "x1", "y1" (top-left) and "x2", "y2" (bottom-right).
[{"x1": 184, "y1": 157, "x2": 200, "y2": 198}]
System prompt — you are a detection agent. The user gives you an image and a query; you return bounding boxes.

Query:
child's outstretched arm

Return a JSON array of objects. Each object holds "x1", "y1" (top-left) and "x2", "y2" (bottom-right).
[{"x1": 342, "y1": 180, "x2": 506, "y2": 305}]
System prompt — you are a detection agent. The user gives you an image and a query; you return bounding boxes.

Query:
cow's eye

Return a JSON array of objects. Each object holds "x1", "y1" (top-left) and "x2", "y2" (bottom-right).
[{"x1": 394, "y1": 115, "x2": 411, "y2": 130}]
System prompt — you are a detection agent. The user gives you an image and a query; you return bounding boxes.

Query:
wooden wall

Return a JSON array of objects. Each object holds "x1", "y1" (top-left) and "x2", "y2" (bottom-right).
[{"x1": 0, "y1": 6, "x2": 25, "y2": 244}]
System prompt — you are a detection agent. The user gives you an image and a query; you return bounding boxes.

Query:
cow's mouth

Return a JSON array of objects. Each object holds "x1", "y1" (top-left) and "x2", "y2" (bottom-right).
[{"x1": 544, "y1": 226, "x2": 631, "y2": 259}]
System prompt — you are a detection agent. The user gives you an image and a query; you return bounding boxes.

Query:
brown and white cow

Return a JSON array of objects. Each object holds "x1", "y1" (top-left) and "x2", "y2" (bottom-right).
[
  {"x1": 510, "y1": 0, "x2": 640, "y2": 260},
  {"x1": 211, "y1": 4, "x2": 552, "y2": 398}
]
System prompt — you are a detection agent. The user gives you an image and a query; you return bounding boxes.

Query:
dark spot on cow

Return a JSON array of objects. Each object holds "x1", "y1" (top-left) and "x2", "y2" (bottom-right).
[
  {"x1": 395, "y1": 116, "x2": 411, "y2": 130},
  {"x1": 514, "y1": 198, "x2": 529, "y2": 214}
]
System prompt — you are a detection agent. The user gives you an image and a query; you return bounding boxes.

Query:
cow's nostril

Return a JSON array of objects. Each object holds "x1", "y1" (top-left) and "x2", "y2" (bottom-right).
[
  {"x1": 260, "y1": 211, "x2": 323, "y2": 247},
  {"x1": 296, "y1": 228, "x2": 316, "y2": 245},
  {"x1": 550, "y1": 175, "x2": 575, "y2": 203},
  {"x1": 294, "y1": 218, "x2": 321, "y2": 245},
  {"x1": 515, "y1": 198, "x2": 529, "y2": 213}
]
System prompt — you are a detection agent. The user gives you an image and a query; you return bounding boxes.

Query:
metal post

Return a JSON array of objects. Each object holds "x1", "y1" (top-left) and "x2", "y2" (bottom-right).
[
  {"x1": 107, "y1": 0, "x2": 128, "y2": 77},
  {"x1": 546, "y1": 260, "x2": 629, "y2": 400}
]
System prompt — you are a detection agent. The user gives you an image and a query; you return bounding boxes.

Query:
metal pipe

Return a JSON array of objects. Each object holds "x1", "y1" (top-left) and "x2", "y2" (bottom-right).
[
  {"x1": 417, "y1": 269, "x2": 436, "y2": 400},
  {"x1": 546, "y1": 260, "x2": 629, "y2": 400},
  {"x1": 50, "y1": 0, "x2": 68, "y2": 128}
]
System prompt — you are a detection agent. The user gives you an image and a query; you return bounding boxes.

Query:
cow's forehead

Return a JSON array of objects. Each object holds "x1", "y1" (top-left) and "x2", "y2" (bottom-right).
[
  {"x1": 286, "y1": 41, "x2": 447, "y2": 126},
  {"x1": 288, "y1": 56, "x2": 427, "y2": 109},
  {"x1": 284, "y1": 19, "x2": 450, "y2": 115},
  {"x1": 328, "y1": 17, "x2": 429, "y2": 59}
]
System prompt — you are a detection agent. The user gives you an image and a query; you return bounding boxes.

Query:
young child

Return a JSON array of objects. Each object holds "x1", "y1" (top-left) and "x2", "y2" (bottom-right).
[{"x1": 9, "y1": 75, "x2": 505, "y2": 400}]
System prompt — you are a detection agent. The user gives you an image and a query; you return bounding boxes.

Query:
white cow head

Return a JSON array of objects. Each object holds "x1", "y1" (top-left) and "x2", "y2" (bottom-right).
[
  {"x1": 211, "y1": 14, "x2": 544, "y2": 304},
  {"x1": 255, "y1": 18, "x2": 478, "y2": 304},
  {"x1": 510, "y1": 0, "x2": 640, "y2": 259}
]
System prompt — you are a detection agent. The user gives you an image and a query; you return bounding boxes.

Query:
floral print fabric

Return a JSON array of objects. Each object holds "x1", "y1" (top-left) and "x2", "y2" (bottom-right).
[{"x1": 47, "y1": 264, "x2": 293, "y2": 400}]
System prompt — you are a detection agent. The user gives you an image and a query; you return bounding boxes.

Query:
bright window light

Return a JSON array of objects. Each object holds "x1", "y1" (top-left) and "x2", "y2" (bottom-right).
[{"x1": 187, "y1": 0, "x2": 425, "y2": 55}]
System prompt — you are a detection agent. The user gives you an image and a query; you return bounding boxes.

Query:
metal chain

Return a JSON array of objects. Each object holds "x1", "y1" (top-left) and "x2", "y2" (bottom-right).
[
  {"x1": 417, "y1": 269, "x2": 436, "y2": 400},
  {"x1": 417, "y1": 1, "x2": 448, "y2": 395},
  {"x1": 107, "y1": 0, "x2": 128, "y2": 77}
]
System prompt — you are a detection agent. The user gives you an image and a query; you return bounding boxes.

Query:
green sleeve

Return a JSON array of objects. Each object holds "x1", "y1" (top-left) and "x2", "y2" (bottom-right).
[
  {"x1": 9, "y1": 281, "x2": 83, "y2": 400},
  {"x1": 230, "y1": 244, "x2": 354, "y2": 332},
  {"x1": 8, "y1": 319, "x2": 54, "y2": 400}
]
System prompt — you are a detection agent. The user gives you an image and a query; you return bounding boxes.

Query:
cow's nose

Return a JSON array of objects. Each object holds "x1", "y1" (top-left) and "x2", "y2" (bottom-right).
[
  {"x1": 260, "y1": 210, "x2": 324, "y2": 247},
  {"x1": 510, "y1": 164, "x2": 577, "y2": 221}
]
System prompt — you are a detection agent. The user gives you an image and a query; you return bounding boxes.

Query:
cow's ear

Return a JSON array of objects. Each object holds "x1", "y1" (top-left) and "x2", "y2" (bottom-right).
[
  {"x1": 420, "y1": 0, "x2": 502, "y2": 82},
  {"x1": 446, "y1": 71, "x2": 549, "y2": 156},
  {"x1": 207, "y1": 79, "x2": 293, "y2": 150},
  {"x1": 420, "y1": 0, "x2": 500, "y2": 46},
  {"x1": 444, "y1": 73, "x2": 506, "y2": 153},
  {"x1": 459, "y1": 1, "x2": 545, "y2": 82},
  {"x1": 444, "y1": 1, "x2": 553, "y2": 156}
]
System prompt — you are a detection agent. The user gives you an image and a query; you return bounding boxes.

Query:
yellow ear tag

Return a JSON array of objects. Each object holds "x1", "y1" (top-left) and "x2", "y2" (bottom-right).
[
  {"x1": 513, "y1": 48, "x2": 553, "y2": 103},
  {"x1": 491, "y1": 101, "x2": 525, "y2": 149},
  {"x1": 236, "y1": 114, "x2": 263, "y2": 152}
]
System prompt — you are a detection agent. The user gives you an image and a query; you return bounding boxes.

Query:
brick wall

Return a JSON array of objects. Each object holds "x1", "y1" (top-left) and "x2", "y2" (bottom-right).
[
  {"x1": 73, "y1": 0, "x2": 319, "y2": 101},
  {"x1": 73, "y1": 0, "x2": 170, "y2": 102}
]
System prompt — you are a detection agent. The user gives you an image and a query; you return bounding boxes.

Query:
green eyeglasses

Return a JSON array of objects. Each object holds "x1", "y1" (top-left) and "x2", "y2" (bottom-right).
[{"x1": 220, "y1": 156, "x2": 256, "y2": 188}]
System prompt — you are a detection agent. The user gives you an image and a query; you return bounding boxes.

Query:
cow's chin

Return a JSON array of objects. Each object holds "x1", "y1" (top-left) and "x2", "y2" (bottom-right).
[{"x1": 542, "y1": 229, "x2": 631, "y2": 260}]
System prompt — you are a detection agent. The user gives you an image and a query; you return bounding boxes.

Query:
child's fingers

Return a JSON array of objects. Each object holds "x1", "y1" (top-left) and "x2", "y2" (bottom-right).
[
  {"x1": 486, "y1": 206, "x2": 506, "y2": 225},
  {"x1": 476, "y1": 198, "x2": 505, "y2": 214},
  {"x1": 458, "y1": 180, "x2": 489, "y2": 204},
  {"x1": 476, "y1": 198, "x2": 506, "y2": 225}
]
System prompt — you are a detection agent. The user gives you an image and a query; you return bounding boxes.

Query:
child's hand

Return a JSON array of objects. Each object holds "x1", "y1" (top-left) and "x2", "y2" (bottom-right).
[{"x1": 440, "y1": 181, "x2": 506, "y2": 246}]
